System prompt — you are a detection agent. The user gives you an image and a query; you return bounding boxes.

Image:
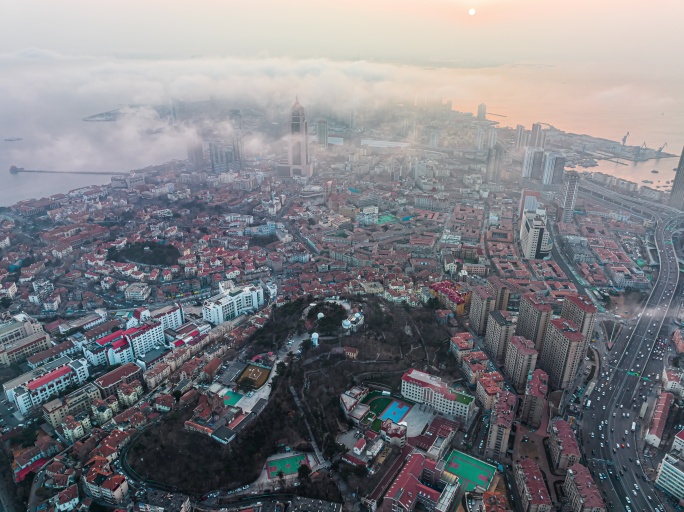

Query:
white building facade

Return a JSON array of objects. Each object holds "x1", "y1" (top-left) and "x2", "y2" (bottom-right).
[{"x1": 202, "y1": 285, "x2": 265, "y2": 325}]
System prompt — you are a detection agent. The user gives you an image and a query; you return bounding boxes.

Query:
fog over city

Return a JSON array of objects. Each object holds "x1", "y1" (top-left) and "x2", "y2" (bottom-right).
[{"x1": 2, "y1": 50, "x2": 684, "y2": 177}]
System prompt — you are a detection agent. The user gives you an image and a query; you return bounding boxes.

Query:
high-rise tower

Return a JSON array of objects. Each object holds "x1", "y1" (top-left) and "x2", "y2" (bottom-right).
[
  {"x1": 317, "y1": 119, "x2": 328, "y2": 149},
  {"x1": 487, "y1": 128, "x2": 497, "y2": 149},
  {"x1": 540, "y1": 318, "x2": 585, "y2": 390},
  {"x1": 542, "y1": 152, "x2": 566, "y2": 185},
  {"x1": 520, "y1": 211, "x2": 552, "y2": 260},
  {"x1": 515, "y1": 125, "x2": 527, "y2": 149},
  {"x1": 560, "y1": 294, "x2": 596, "y2": 345},
  {"x1": 528, "y1": 123, "x2": 543, "y2": 147},
  {"x1": 470, "y1": 286, "x2": 496, "y2": 336},
  {"x1": 288, "y1": 99, "x2": 313, "y2": 178},
  {"x1": 516, "y1": 293, "x2": 553, "y2": 352},
  {"x1": 522, "y1": 147, "x2": 544, "y2": 180},
  {"x1": 669, "y1": 146, "x2": 684, "y2": 210},
  {"x1": 187, "y1": 140, "x2": 205, "y2": 171},
  {"x1": 486, "y1": 145, "x2": 504, "y2": 183},
  {"x1": 559, "y1": 171, "x2": 579, "y2": 223}
]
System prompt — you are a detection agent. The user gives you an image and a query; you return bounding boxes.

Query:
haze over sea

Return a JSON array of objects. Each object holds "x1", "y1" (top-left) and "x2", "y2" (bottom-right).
[{"x1": 2, "y1": 58, "x2": 682, "y2": 207}]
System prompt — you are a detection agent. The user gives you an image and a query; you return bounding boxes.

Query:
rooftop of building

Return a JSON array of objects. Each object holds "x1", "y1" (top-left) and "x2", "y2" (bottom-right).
[
  {"x1": 564, "y1": 293, "x2": 597, "y2": 314},
  {"x1": 566, "y1": 464, "x2": 604, "y2": 509},
  {"x1": 509, "y1": 335, "x2": 537, "y2": 355},
  {"x1": 550, "y1": 418, "x2": 580, "y2": 456}
]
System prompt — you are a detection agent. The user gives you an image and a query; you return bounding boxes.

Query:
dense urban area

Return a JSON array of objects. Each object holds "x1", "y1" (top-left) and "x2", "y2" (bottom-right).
[{"x1": 2, "y1": 99, "x2": 684, "y2": 512}]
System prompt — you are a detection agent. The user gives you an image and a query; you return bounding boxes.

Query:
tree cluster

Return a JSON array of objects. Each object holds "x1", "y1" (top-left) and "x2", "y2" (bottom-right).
[{"x1": 107, "y1": 242, "x2": 181, "y2": 267}]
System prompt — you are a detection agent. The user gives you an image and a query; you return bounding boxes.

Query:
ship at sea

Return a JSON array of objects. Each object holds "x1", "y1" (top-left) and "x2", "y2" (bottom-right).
[
  {"x1": 3, "y1": 138, "x2": 22, "y2": 142},
  {"x1": 652, "y1": 169, "x2": 659, "y2": 174},
  {"x1": 642, "y1": 180, "x2": 654, "y2": 184}
]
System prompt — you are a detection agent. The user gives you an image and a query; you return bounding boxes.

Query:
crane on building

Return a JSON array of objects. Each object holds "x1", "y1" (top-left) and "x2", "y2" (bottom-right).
[
  {"x1": 656, "y1": 142, "x2": 667, "y2": 158},
  {"x1": 622, "y1": 132, "x2": 630, "y2": 146}
]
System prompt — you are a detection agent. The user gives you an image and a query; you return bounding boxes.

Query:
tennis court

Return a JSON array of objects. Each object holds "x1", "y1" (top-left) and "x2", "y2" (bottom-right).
[
  {"x1": 267, "y1": 454, "x2": 307, "y2": 479},
  {"x1": 223, "y1": 390, "x2": 243, "y2": 407},
  {"x1": 379, "y1": 400, "x2": 411, "y2": 423},
  {"x1": 365, "y1": 395, "x2": 412, "y2": 423},
  {"x1": 443, "y1": 450, "x2": 496, "y2": 492}
]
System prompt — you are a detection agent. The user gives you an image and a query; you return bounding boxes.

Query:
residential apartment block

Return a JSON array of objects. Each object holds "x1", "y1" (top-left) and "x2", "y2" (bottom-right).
[
  {"x1": 401, "y1": 369, "x2": 474, "y2": 422},
  {"x1": 504, "y1": 336, "x2": 538, "y2": 393}
]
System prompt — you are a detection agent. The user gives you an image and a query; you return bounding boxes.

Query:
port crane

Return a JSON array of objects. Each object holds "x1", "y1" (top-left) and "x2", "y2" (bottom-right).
[
  {"x1": 621, "y1": 131, "x2": 629, "y2": 146},
  {"x1": 656, "y1": 142, "x2": 667, "y2": 158},
  {"x1": 634, "y1": 142, "x2": 647, "y2": 160}
]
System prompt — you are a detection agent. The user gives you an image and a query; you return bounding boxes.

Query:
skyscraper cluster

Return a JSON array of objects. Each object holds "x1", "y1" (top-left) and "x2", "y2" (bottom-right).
[{"x1": 476, "y1": 291, "x2": 596, "y2": 394}]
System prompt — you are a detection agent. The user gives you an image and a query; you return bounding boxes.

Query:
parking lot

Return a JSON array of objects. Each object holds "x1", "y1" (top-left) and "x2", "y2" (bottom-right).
[{"x1": 0, "y1": 399, "x2": 23, "y2": 432}]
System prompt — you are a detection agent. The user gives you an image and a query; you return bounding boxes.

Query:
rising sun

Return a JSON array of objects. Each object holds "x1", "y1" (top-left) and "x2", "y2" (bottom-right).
[{"x1": 468, "y1": 8, "x2": 476, "y2": 15}]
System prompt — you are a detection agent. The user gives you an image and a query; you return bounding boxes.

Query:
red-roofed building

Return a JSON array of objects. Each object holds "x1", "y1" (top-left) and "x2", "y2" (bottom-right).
[
  {"x1": 383, "y1": 451, "x2": 458, "y2": 512},
  {"x1": 381, "y1": 419, "x2": 407, "y2": 447},
  {"x1": 673, "y1": 329, "x2": 684, "y2": 354},
  {"x1": 95, "y1": 363, "x2": 143, "y2": 398},
  {"x1": 0, "y1": 332, "x2": 52, "y2": 367},
  {"x1": 429, "y1": 281, "x2": 469, "y2": 316},
  {"x1": 401, "y1": 369, "x2": 475, "y2": 421},
  {"x1": 9, "y1": 358, "x2": 89, "y2": 415},
  {"x1": 353, "y1": 438, "x2": 367, "y2": 456},
  {"x1": 449, "y1": 332, "x2": 474, "y2": 363},
  {"x1": 645, "y1": 392, "x2": 674, "y2": 448},
  {"x1": 200, "y1": 358, "x2": 222, "y2": 381},
  {"x1": 408, "y1": 416, "x2": 458, "y2": 461},
  {"x1": 83, "y1": 329, "x2": 135, "y2": 367},
  {"x1": 662, "y1": 369, "x2": 683, "y2": 397},
  {"x1": 548, "y1": 418, "x2": 580, "y2": 470},
  {"x1": 476, "y1": 376, "x2": 502, "y2": 411},
  {"x1": 84, "y1": 465, "x2": 129, "y2": 504},
  {"x1": 26, "y1": 339, "x2": 78, "y2": 369},
  {"x1": 482, "y1": 491, "x2": 509, "y2": 512},
  {"x1": 52, "y1": 484, "x2": 79, "y2": 511},
  {"x1": 672, "y1": 428, "x2": 684, "y2": 453},
  {"x1": 564, "y1": 463, "x2": 605, "y2": 512},
  {"x1": 514, "y1": 458, "x2": 552, "y2": 512},
  {"x1": 485, "y1": 391, "x2": 517, "y2": 460},
  {"x1": 521, "y1": 370, "x2": 549, "y2": 429}
]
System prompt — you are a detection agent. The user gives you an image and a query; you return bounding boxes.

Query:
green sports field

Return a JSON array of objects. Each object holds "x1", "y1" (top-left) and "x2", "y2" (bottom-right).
[
  {"x1": 366, "y1": 397, "x2": 393, "y2": 416},
  {"x1": 267, "y1": 454, "x2": 307, "y2": 479},
  {"x1": 443, "y1": 450, "x2": 496, "y2": 492},
  {"x1": 223, "y1": 390, "x2": 243, "y2": 407}
]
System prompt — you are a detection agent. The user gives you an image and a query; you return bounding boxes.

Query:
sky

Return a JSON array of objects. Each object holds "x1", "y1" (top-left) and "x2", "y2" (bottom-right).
[
  {"x1": 2, "y1": 0, "x2": 683, "y2": 68},
  {"x1": 0, "y1": 0, "x2": 683, "y2": 202}
]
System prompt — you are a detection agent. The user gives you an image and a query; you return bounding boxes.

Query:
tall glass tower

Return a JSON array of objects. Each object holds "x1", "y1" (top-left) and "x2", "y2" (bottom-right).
[
  {"x1": 669, "y1": 147, "x2": 684, "y2": 210},
  {"x1": 288, "y1": 99, "x2": 313, "y2": 178}
]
